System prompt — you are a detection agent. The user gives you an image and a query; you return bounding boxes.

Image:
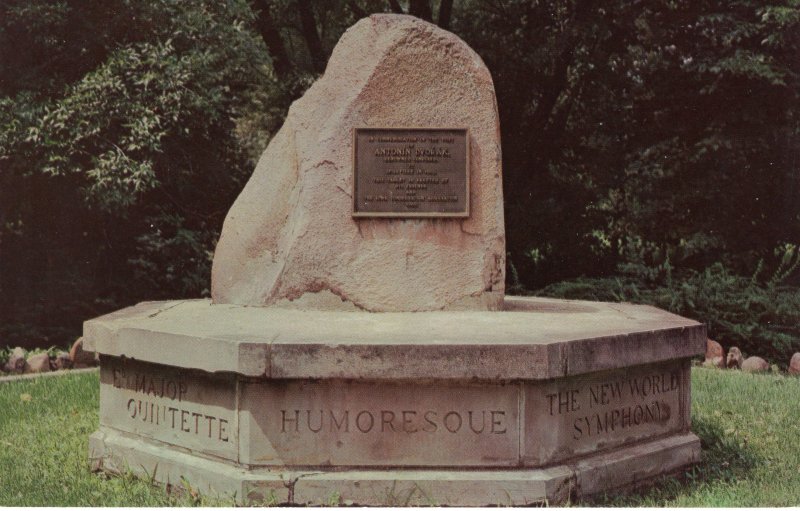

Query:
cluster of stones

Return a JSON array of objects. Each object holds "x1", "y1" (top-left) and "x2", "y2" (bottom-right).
[
  {"x1": 1, "y1": 338, "x2": 96, "y2": 376},
  {"x1": 702, "y1": 339, "x2": 800, "y2": 375}
]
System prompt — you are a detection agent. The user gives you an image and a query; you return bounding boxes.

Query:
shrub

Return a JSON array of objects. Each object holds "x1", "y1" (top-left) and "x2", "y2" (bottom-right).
[{"x1": 539, "y1": 253, "x2": 800, "y2": 365}]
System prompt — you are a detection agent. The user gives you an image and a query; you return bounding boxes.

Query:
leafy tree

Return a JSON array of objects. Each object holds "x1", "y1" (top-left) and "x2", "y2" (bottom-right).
[
  {"x1": 455, "y1": 1, "x2": 799, "y2": 291},
  {"x1": 0, "y1": 0, "x2": 284, "y2": 346},
  {"x1": 0, "y1": 0, "x2": 798, "y2": 361}
]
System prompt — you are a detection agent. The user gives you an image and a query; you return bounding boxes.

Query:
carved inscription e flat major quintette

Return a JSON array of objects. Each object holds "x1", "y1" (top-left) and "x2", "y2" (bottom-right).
[{"x1": 353, "y1": 128, "x2": 469, "y2": 217}]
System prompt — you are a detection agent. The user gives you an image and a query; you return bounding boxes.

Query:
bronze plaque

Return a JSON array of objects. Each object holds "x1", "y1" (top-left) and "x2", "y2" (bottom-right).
[{"x1": 353, "y1": 128, "x2": 469, "y2": 217}]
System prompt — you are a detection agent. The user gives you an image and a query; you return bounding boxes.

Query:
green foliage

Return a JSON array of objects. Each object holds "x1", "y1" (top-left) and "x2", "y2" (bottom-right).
[
  {"x1": 26, "y1": 346, "x2": 60, "y2": 358},
  {"x1": 458, "y1": 0, "x2": 800, "y2": 289},
  {"x1": 1, "y1": 0, "x2": 798, "y2": 350},
  {"x1": 0, "y1": 0, "x2": 297, "y2": 344},
  {"x1": 540, "y1": 251, "x2": 800, "y2": 363},
  {"x1": 128, "y1": 213, "x2": 216, "y2": 298}
]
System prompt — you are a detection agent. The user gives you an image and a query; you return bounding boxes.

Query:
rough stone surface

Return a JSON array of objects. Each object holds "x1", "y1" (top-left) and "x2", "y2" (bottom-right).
[
  {"x1": 706, "y1": 338, "x2": 724, "y2": 359},
  {"x1": 291, "y1": 468, "x2": 572, "y2": 506},
  {"x1": 89, "y1": 425, "x2": 698, "y2": 506},
  {"x1": 523, "y1": 360, "x2": 690, "y2": 466},
  {"x1": 741, "y1": 356, "x2": 769, "y2": 373},
  {"x1": 82, "y1": 297, "x2": 706, "y2": 379},
  {"x1": 703, "y1": 339, "x2": 725, "y2": 368},
  {"x1": 96, "y1": 354, "x2": 696, "y2": 473},
  {"x1": 25, "y1": 353, "x2": 51, "y2": 374},
  {"x1": 789, "y1": 353, "x2": 800, "y2": 375},
  {"x1": 88, "y1": 430, "x2": 290, "y2": 504},
  {"x1": 239, "y1": 379, "x2": 520, "y2": 467},
  {"x1": 727, "y1": 346, "x2": 743, "y2": 369},
  {"x1": 99, "y1": 358, "x2": 238, "y2": 462},
  {"x1": 70, "y1": 337, "x2": 95, "y2": 368},
  {"x1": 211, "y1": 14, "x2": 505, "y2": 312},
  {"x1": 573, "y1": 433, "x2": 700, "y2": 498}
]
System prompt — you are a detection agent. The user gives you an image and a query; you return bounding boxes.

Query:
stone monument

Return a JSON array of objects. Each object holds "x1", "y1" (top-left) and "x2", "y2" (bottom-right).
[{"x1": 86, "y1": 14, "x2": 705, "y2": 506}]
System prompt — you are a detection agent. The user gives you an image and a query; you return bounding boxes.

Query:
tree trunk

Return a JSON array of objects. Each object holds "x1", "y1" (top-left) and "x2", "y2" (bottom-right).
[
  {"x1": 409, "y1": 0, "x2": 432, "y2": 21},
  {"x1": 438, "y1": 0, "x2": 453, "y2": 29},
  {"x1": 296, "y1": 0, "x2": 326, "y2": 74},
  {"x1": 387, "y1": 0, "x2": 404, "y2": 14},
  {"x1": 248, "y1": 0, "x2": 292, "y2": 80},
  {"x1": 347, "y1": 0, "x2": 367, "y2": 19}
]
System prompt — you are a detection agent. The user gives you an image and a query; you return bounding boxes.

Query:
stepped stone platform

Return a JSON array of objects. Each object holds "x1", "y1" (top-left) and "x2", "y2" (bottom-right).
[{"x1": 86, "y1": 296, "x2": 705, "y2": 506}]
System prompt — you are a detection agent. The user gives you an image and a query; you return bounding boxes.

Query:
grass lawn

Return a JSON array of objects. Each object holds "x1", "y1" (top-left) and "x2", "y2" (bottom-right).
[{"x1": 0, "y1": 367, "x2": 798, "y2": 506}]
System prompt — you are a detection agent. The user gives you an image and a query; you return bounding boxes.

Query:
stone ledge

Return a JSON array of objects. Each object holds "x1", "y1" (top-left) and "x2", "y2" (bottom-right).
[
  {"x1": 89, "y1": 427, "x2": 700, "y2": 505},
  {"x1": 572, "y1": 432, "x2": 702, "y2": 498},
  {"x1": 82, "y1": 297, "x2": 705, "y2": 380}
]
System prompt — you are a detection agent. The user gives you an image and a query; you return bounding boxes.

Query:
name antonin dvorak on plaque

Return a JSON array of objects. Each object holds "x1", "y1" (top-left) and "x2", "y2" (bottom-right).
[{"x1": 353, "y1": 128, "x2": 469, "y2": 218}]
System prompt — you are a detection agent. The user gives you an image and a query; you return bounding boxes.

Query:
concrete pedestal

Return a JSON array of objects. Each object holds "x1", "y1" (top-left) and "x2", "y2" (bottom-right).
[{"x1": 84, "y1": 296, "x2": 705, "y2": 506}]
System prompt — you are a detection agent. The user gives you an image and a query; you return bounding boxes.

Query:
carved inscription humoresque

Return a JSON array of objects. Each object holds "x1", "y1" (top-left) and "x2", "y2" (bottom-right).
[
  {"x1": 240, "y1": 381, "x2": 519, "y2": 467},
  {"x1": 353, "y1": 128, "x2": 469, "y2": 217},
  {"x1": 279, "y1": 408, "x2": 508, "y2": 435}
]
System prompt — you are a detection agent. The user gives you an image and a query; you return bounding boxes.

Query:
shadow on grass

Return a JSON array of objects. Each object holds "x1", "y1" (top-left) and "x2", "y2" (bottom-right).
[{"x1": 583, "y1": 417, "x2": 760, "y2": 506}]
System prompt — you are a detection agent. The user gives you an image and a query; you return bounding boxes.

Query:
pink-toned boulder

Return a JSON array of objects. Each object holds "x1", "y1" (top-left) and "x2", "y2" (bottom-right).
[
  {"x1": 789, "y1": 353, "x2": 800, "y2": 375},
  {"x1": 706, "y1": 339, "x2": 724, "y2": 359},
  {"x1": 703, "y1": 339, "x2": 725, "y2": 368},
  {"x1": 726, "y1": 346, "x2": 743, "y2": 369},
  {"x1": 211, "y1": 14, "x2": 504, "y2": 312},
  {"x1": 741, "y1": 356, "x2": 769, "y2": 373},
  {"x1": 69, "y1": 338, "x2": 95, "y2": 368},
  {"x1": 25, "y1": 353, "x2": 51, "y2": 374}
]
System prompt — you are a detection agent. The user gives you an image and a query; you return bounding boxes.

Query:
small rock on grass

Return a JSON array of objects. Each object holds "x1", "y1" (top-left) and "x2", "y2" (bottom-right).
[
  {"x1": 4, "y1": 347, "x2": 28, "y2": 374},
  {"x1": 702, "y1": 356, "x2": 725, "y2": 369},
  {"x1": 52, "y1": 351, "x2": 73, "y2": 370},
  {"x1": 789, "y1": 353, "x2": 800, "y2": 375},
  {"x1": 704, "y1": 339, "x2": 726, "y2": 368},
  {"x1": 25, "y1": 352, "x2": 51, "y2": 373},
  {"x1": 726, "y1": 347, "x2": 743, "y2": 369},
  {"x1": 706, "y1": 339, "x2": 724, "y2": 359},
  {"x1": 741, "y1": 356, "x2": 769, "y2": 373}
]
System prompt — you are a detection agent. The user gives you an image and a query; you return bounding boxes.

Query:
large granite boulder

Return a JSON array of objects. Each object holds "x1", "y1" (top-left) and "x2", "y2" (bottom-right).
[{"x1": 211, "y1": 14, "x2": 504, "y2": 312}]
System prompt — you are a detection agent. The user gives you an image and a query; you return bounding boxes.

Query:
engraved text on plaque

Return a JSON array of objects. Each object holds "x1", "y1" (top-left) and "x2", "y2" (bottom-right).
[{"x1": 353, "y1": 128, "x2": 469, "y2": 217}]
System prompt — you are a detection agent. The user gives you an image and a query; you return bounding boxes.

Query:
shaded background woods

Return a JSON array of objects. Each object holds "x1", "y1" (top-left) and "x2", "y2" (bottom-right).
[{"x1": 1, "y1": 0, "x2": 798, "y2": 362}]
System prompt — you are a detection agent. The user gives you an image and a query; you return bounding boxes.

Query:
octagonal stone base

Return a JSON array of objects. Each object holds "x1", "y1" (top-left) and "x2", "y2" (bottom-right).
[{"x1": 84, "y1": 296, "x2": 705, "y2": 506}]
